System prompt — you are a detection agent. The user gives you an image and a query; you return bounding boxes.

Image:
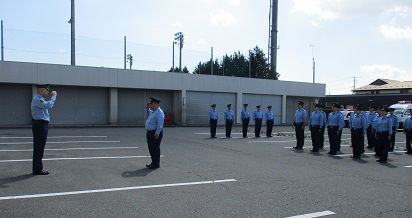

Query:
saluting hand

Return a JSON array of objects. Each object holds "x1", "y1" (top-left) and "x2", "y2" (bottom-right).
[
  {"x1": 51, "y1": 91, "x2": 57, "y2": 96},
  {"x1": 146, "y1": 102, "x2": 151, "y2": 108}
]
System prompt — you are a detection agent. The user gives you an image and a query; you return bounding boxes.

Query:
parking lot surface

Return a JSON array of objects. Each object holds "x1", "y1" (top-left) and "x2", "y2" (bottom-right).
[{"x1": 1, "y1": 126, "x2": 411, "y2": 217}]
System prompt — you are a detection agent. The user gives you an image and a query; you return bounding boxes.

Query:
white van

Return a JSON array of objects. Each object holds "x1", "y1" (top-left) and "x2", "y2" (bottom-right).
[{"x1": 389, "y1": 101, "x2": 412, "y2": 129}]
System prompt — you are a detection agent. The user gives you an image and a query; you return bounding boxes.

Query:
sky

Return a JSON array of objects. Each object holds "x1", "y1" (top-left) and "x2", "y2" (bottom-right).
[{"x1": 1, "y1": 0, "x2": 411, "y2": 95}]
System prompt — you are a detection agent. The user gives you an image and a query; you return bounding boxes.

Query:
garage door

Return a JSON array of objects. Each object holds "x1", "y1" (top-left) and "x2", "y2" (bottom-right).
[
  {"x1": 286, "y1": 97, "x2": 312, "y2": 124},
  {"x1": 186, "y1": 91, "x2": 236, "y2": 125},
  {"x1": 0, "y1": 83, "x2": 32, "y2": 125},
  {"x1": 243, "y1": 94, "x2": 282, "y2": 124},
  {"x1": 118, "y1": 89, "x2": 145, "y2": 125}
]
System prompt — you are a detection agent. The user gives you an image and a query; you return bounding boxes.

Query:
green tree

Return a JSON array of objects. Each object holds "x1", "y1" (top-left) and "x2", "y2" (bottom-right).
[
  {"x1": 222, "y1": 51, "x2": 249, "y2": 77},
  {"x1": 249, "y1": 46, "x2": 279, "y2": 79},
  {"x1": 193, "y1": 59, "x2": 221, "y2": 75},
  {"x1": 167, "y1": 66, "x2": 189, "y2": 73}
]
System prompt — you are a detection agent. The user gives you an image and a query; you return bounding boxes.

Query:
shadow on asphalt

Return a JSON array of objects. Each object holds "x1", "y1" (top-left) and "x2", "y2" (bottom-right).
[
  {"x1": 121, "y1": 168, "x2": 154, "y2": 178},
  {"x1": 0, "y1": 174, "x2": 35, "y2": 188}
]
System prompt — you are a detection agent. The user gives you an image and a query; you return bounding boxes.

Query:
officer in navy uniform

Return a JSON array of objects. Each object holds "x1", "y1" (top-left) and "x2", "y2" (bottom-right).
[
  {"x1": 375, "y1": 106, "x2": 392, "y2": 163},
  {"x1": 253, "y1": 105, "x2": 263, "y2": 138},
  {"x1": 308, "y1": 103, "x2": 324, "y2": 152},
  {"x1": 293, "y1": 101, "x2": 307, "y2": 149},
  {"x1": 349, "y1": 104, "x2": 367, "y2": 159},
  {"x1": 326, "y1": 104, "x2": 344, "y2": 155},
  {"x1": 145, "y1": 97, "x2": 164, "y2": 169},
  {"x1": 403, "y1": 109, "x2": 412, "y2": 154},
  {"x1": 265, "y1": 106, "x2": 274, "y2": 137},
  {"x1": 209, "y1": 104, "x2": 218, "y2": 138},
  {"x1": 241, "y1": 104, "x2": 250, "y2": 138},
  {"x1": 224, "y1": 104, "x2": 235, "y2": 138},
  {"x1": 31, "y1": 84, "x2": 57, "y2": 175}
]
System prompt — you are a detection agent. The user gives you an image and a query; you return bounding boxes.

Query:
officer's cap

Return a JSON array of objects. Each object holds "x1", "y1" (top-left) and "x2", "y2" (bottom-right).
[
  {"x1": 149, "y1": 97, "x2": 161, "y2": 104},
  {"x1": 227, "y1": 104, "x2": 232, "y2": 107},
  {"x1": 256, "y1": 105, "x2": 261, "y2": 108},
  {"x1": 267, "y1": 105, "x2": 272, "y2": 108},
  {"x1": 369, "y1": 105, "x2": 376, "y2": 109},
  {"x1": 333, "y1": 103, "x2": 342, "y2": 109},
  {"x1": 211, "y1": 104, "x2": 216, "y2": 107},
  {"x1": 243, "y1": 103, "x2": 248, "y2": 107},
  {"x1": 36, "y1": 84, "x2": 50, "y2": 91},
  {"x1": 297, "y1": 101, "x2": 304, "y2": 106},
  {"x1": 354, "y1": 104, "x2": 363, "y2": 110},
  {"x1": 381, "y1": 106, "x2": 390, "y2": 112},
  {"x1": 389, "y1": 107, "x2": 395, "y2": 111},
  {"x1": 314, "y1": 103, "x2": 321, "y2": 108}
]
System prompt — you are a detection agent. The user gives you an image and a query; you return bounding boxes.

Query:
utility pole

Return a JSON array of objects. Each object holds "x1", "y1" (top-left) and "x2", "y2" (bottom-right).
[
  {"x1": 211, "y1": 47, "x2": 213, "y2": 75},
  {"x1": 124, "y1": 36, "x2": 126, "y2": 69},
  {"x1": 174, "y1": 32, "x2": 184, "y2": 72},
  {"x1": 310, "y1": 44, "x2": 315, "y2": 83},
  {"x1": 268, "y1": 0, "x2": 278, "y2": 79},
  {"x1": 172, "y1": 41, "x2": 177, "y2": 72},
  {"x1": 1, "y1": 20, "x2": 4, "y2": 61},
  {"x1": 127, "y1": 54, "x2": 133, "y2": 70},
  {"x1": 68, "y1": 0, "x2": 75, "y2": 65}
]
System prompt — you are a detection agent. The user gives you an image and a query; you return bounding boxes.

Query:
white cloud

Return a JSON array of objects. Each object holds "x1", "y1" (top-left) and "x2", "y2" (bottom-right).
[
  {"x1": 197, "y1": 38, "x2": 207, "y2": 44},
  {"x1": 210, "y1": 9, "x2": 236, "y2": 27},
  {"x1": 173, "y1": 21, "x2": 182, "y2": 27},
  {"x1": 385, "y1": 5, "x2": 412, "y2": 17},
  {"x1": 379, "y1": 23, "x2": 412, "y2": 40},
  {"x1": 360, "y1": 64, "x2": 412, "y2": 81},
  {"x1": 228, "y1": 0, "x2": 240, "y2": 6}
]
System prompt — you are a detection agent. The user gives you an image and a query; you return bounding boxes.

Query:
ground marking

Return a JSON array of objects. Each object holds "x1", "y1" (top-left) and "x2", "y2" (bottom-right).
[
  {"x1": 334, "y1": 151, "x2": 406, "y2": 157},
  {"x1": 0, "y1": 147, "x2": 138, "y2": 152},
  {"x1": 285, "y1": 210, "x2": 336, "y2": 218},
  {"x1": 0, "y1": 155, "x2": 163, "y2": 163},
  {"x1": 405, "y1": 165, "x2": 412, "y2": 168},
  {"x1": 0, "y1": 141, "x2": 120, "y2": 145},
  {"x1": 0, "y1": 179, "x2": 237, "y2": 200},
  {"x1": 284, "y1": 145, "x2": 351, "y2": 148},
  {"x1": 0, "y1": 136, "x2": 107, "y2": 139}
]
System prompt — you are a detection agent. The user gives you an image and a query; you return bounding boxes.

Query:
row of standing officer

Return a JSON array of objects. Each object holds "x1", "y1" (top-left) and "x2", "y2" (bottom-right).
[{"x1": 208, "y1": 104, "x2": 275, "y2": 138}]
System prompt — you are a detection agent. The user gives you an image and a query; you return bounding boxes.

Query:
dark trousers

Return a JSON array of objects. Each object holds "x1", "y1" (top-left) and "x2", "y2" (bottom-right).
[
  {"x1": 351, "y1": 129, "x2": 364, "y2": 157},
  {"x1": 242, "y1": 118, "x2": 250, "y2": 137},
  {"x1": 374, "y1": 130, "x2": 381, "y2": 155},
  {"x1": 255, "y1": 118, "x2": 262, "y2": 137},
  {"x1": 337, "y1": 130, "x2": 342, "y2": 151},
  {"x1": 146, "y1": 130, "x2": 163, "y2": 167},
  {"x1": 377, "y1": 131, "x2": 389, "y2": 161},
  {"x1": 295, "y1": 123, "x2": 304, "y2": 148},
  {"x1": 266, "y1": 119, "x2": 274, "y2": 137},
  {"x1": 405, "y1": 130, "x2": 412, "y2": 153},
  {"x1": 389, "y1": 127, "x2": 396, "y2": 151},
  {"x1": 366, "y1": 125, "x2": 375, "y2": 148},
  {"x1": 32, "y1": 120, "x2": 49, "y2": 173},
  {"x1": 210, "y1": 119, "x2": 217, "y2": 137},
  {"x1": 320, "y1": 126, "x2": 325, "y2": 148},
  {"x1": 310, "y1": 125, "x2": 320, "y2": 151},
  {"x1": 225, "y1": 119, "x2": 233, "y2": 137},
  {"x1": 327, "y1": 126, "x2": 339, "y2": 153}
]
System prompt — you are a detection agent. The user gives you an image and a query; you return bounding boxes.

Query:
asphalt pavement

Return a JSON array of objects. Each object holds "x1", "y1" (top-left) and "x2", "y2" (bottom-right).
[{"x1": 0, "y1": 126, "x2": 411, "y2": 217}]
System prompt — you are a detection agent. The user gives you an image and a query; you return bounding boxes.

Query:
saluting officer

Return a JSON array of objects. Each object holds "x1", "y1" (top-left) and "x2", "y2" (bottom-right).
[
  {"x1": 388, "y1": 108, "x2": 399, "y2": 151},
  {"x1": 308, "y1": 103, "x2": 324, "y2": 152},
  {"x1": 366, "y1": 105, "x2": 377, "y2": 149},
  {"x1": 375, "y1": 106, "x2": 392, "y2": 163},
  {"x1": 209, "y1": 104, "x2": 218, "y2": 138},
  {"x1": 265, "y1": 106, "x2": 274, "y2": 137},
  {"x1": 241, "y1": 104, "x2": 250, "y2": 138},
  {"x1": 326, "y1": 104, "x2": 344, "y2": 155},
  {"x1": 349, "y1": 104, "x2": 367, "y2": 159},
  {"x1": 253, "y1": 105, "x2": 263, "y2": 138},
  {"x1": 145, "y1": 97, "x2": 164, "y2": 169},
  {"x1": 293, "y1": 101, "x2": 307, "y2": 149},
  {"x1": 224, "y1": 104, "x2": 235, "y2": 138},
  {"x1": 403, "y1": 109, "x2": 412, "y2": 154},
  {"x1": 31, "y1": 84, "x2": 57, "y2": 175}
]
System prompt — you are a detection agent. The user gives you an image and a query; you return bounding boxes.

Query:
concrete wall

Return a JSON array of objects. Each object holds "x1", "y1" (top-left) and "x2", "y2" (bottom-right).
[{"x1": 0, "y1": 61, "x2": 326, "y2": 126}]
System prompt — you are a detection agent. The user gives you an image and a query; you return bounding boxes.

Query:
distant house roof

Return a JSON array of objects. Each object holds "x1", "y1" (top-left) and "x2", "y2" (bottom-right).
[{"x1": 353, "y1": 79, "x2": 412, "y2": 91}]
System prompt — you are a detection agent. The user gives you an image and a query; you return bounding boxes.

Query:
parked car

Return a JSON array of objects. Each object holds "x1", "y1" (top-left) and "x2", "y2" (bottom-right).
[
  {"x1": 340, "y1": 110, "x2": 353, "y2": 127},
  {"x1": 389, "y1": 101, "x2": 412, "y2": 129}
]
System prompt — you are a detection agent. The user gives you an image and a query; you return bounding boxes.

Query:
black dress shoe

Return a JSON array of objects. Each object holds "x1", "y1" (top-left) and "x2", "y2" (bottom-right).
[
  {"x1": 350, "y1": 156, "x2": 360, "y2": 159},
  {"x1": 376, "y1": 159, "x2": 387, "y2": 163},
  {"x1": 146, "y1": 164, "x2": 152, "y2": 168},
  {"x1": 293, "y1": 146, "x2": 302, "y2": 150},
  {"x1": 310, "y1": 149, "x2": 319, "y2": 152},
  {"x1": 33, "y1": 170, "x2": 49, "y2": 175},
  {"x1": 326, "y1": 151, "x2": 332, "y2": 154},
  {"x1": 373, "y1": 154, "x2": 378, "y2": 156},
  {"x1": 148, "y1": 165, "x2": 159, "y2": 169},
  {"x1": 366, "y1": 146, "x2": 373, "y2": 149}
]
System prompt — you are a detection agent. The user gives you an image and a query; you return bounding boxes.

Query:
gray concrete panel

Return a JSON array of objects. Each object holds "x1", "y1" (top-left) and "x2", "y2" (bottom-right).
[{"x1": 0, "y1": 83, "x2": 32, "y2": 125}]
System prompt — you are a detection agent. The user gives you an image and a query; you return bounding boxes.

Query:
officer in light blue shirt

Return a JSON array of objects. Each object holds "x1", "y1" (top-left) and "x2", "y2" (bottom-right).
[
  {"x1": 319, "y1": 104, "x2": 327, "y2": 149},
  {"x1": 366, "y1": 106, "x2": 377, "y2": 149},
  {"x1": 145, "y1": 97, "x2": 164, "y2": 169},
  {"x1": 31, "y1": 84, "x2": 57, "y2": 175},
  {"x1": 403, "y1": 109, "x2": 412, "y2": 154},
  {"x1": 349, "y1": 104, "x2": 367, "y2": 158},
  {"x1": 209, "y1": 104, "x2": 218, "y2": 138},
  {"x1": 293, "y1": 101, "x2": 307, "y2": 149},
  {"x1": 253, "y1": 105, "x2": 263, "y2": 137},
  {"x1": 241, "y1": 104, "x2": 250, "y2": 138},
  {"x1": 308, "y1": 103, "x2": 324, "y2": 152},
  {"x1": 224, "y1": 104, "x2": 235, "y2": 138},
  {"x1": 326, "y1": 104, "x2": 344, "y2": 155},
  {"x1": 376, "y1": 106, "x2": 393, "y2": 163},
  {"x1": 388, "y1": 108, "x2": 399, "y2": 151},
  {"x1": 265, "y1": 106, "x2": 274, "y2": 137}
]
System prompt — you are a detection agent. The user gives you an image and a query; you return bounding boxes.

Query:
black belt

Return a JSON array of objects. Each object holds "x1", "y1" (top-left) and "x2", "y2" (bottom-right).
[
  {"x1": 33, "y1": 119, "x2": 49, "y2": 124},
  {"x1": 255, "y1": 118, "x2": 262, "y2": 120},
  {"x1": 377, "y1": 131, "x2": 389, "y2": 134},
  {"x1": 328, "y1": 126, "x2": 338, "y2": 128},
  {"x1": 310, "y1": 125, "x2": 320, "y2": 127},
  {"x1": 351, "y1": 128, "x2": 362, "y2": 131},
  {"x1": 405, "y1": 129, "x2": 412, "y2": 132},
  {"x1": 147, "y1": 130, "x2": 156, "y2": 133}
]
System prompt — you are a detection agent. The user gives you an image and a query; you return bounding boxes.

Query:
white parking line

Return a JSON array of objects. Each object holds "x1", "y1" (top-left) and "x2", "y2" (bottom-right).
[
  {"x1": 285, "y1": 210, "x2": 336, "y2": 218},
  {"x1": 0, "y1": 155, "x2": 162, "y2": 163},
  {"x1": 0, "y1": 179, "x2": 237, "y2": 200},
  {"x1": 284, "y1": 145, "x2": 351, "y2": 149},
  {"x1": 0, "y1": 147, "x2": 139, "y2": 152},
  {"x1": 0, "y1": 141, "x2": 120, "y2": 145},
  {"x1": 334, "y1": 151, "x2": 406, "y2": 157},
  {"x1": 405, "y1": 166, "x2": 412, "y2": 168},
  {"x1": 0, "y1": 136, "x2": 107, "y2": 139}
]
